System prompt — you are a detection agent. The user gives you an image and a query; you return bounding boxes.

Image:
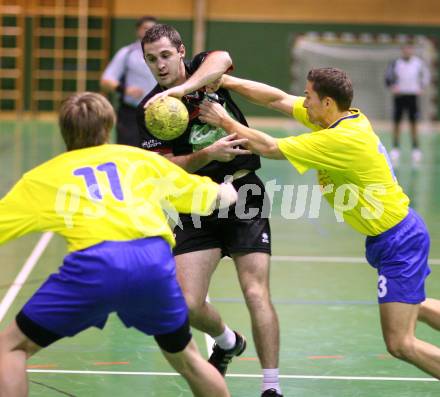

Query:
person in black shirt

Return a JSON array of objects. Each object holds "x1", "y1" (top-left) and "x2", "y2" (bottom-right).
[
  {"x1": 101, "y1": 16, "x2": 157, "y2": 146},
  {"x1": 137, "y1": 24, "x2": 283, "y2": 397}
]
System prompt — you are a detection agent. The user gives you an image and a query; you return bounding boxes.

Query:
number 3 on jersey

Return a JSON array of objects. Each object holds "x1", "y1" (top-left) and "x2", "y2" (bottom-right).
[{"x1": 378, "y1": 275, "x2": 388, "y2": 298}]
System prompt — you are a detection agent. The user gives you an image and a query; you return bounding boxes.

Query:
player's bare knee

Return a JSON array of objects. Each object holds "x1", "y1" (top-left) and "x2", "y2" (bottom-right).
[
  {"x1": 185, "y1": 294, "x2": 207, "y2": 314},
  {"x1": 385, "y1": 337, "x2": 415, "y2": 360},
  {"x1": 243, "y1": 285, "x2": 269, "y2": 310}
]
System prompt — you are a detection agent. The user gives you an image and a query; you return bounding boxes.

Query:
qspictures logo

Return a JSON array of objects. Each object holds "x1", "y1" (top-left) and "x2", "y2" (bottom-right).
[{"x1": 54, "y1": 160, "x2": 388, "y2": 231}]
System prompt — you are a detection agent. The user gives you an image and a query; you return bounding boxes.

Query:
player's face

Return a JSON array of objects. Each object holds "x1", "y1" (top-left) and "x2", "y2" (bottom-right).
[
  {"x1": 402, "y1": 45, "x2": 413, "y2": 60},
  {"x1": 143, "y1": 37, "x2": 186, "y2": 88},
  {"x1": 303, "y1": 80, "x2": 327, "y2": 126}
]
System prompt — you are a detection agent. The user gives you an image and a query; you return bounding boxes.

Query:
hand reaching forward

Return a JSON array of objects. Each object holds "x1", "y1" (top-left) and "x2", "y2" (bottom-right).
[
  {"x1": 206, "y1": 133, "x2": 250, "y2": 162},
  {"x1": 144, "y1": 86, "x2": 186, "y2": 108},
  {"x1": 199, "y1": 100, "x2": 232, "y2": 129}
]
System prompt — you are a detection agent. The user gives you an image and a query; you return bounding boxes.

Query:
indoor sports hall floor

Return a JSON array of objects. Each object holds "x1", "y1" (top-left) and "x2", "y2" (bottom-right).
[{"x1": 0, "y1": 119, "x2": 439, "y2": 396}]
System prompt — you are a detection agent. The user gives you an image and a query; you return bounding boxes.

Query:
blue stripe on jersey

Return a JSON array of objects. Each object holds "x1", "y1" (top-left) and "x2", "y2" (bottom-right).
[{"x1": 329, "y1": 113, "x2": 360, "y2": 129}]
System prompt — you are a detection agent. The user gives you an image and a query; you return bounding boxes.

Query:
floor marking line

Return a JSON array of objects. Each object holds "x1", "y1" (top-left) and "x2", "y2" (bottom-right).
[
  {"x1": 29, "y1": 380, "x2": 77, "y2": 397},
  {"x1": 0, "y1": 232, "x2": 54, "y2": 322},
  {"x1": 93, "y1": 362, "x2": 130, "y2": 366},
  {"x1": 26, "y1": 369, "x2": 438, "y2": 382},
  {"x1": 269, "y1": 256, "x2": 440, "y2": 265}
]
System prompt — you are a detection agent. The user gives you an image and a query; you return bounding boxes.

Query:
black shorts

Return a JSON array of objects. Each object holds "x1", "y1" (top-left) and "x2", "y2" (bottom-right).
[
  {"x1": 393, "y1": 95, "x2": 419, "y2": 123},
  {"x1": 173, "y1": 172, "x2": 271, "y2": 257}
]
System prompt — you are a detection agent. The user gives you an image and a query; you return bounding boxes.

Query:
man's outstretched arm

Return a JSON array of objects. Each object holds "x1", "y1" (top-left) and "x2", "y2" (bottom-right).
[{"x1": 221, "y1": 75, "x2": 297, "y2": 117}]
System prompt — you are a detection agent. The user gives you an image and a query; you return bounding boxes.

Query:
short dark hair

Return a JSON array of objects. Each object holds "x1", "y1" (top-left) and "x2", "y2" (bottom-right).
[
  {"x1": 135, "y1": 16, "x2": 157, "y2": 29},
  {"x1": 59, "y1": 92, "x2": 115, "y2": 151},
  {"x1": 307, "y1": 68, "x2": 353, "y2": 111},
  {"x1": 141, "y1": 23, "x2": 183, "y2": 52}
]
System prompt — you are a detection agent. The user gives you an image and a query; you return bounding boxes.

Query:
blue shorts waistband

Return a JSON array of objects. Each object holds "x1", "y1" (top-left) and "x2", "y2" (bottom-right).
[{"x1": 367, "y1": 208, "x2": 413, "y2": 242}]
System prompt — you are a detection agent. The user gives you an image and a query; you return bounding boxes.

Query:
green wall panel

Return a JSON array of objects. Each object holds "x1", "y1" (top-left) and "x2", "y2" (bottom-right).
[
  {"x1": 206, "y1": 21, "x2": 440, "y2": 117},
  {"x1": 22, "y1": 18, "x2": 440, "y2": 117},
  {"x1": 110, "y1": 18, "x2": 192, "y2": 54}
]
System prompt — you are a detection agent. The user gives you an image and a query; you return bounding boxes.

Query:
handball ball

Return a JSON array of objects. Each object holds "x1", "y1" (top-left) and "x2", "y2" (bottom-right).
[{"x1": 144, "y1": 96, "x2": 189, "y2": 140}]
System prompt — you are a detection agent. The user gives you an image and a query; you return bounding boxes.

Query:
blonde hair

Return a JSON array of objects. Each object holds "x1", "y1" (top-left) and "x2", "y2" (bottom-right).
[{"x1": 59, "y1": 92, "x2": 116, "y2": 151}]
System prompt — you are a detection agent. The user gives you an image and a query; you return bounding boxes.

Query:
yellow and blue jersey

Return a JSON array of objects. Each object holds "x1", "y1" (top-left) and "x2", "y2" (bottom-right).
[
  {"x1": 0, "y1": 144, "x2": 219, "y2": 252},
  {"x1": 278, "y1": 97, "x2": 409, "y2": 236}
]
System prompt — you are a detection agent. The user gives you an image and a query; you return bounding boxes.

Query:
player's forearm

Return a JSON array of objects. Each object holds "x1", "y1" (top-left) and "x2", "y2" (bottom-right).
[
  {"x1": 181, "y1": 51, "x2": 232, "y2": 95},
  {"x1": 222, "y1": 75, "x2": 296, "y2": 116},
  {"x1": 100, "y1": 78, "x2": 120, "y2": 94},
  {"x1": 221, "y1": 117, "x2": 281, "y2": 159},
  {"x1": 222, "y1": 75, "x2": 281, "y2": 106},
  {"x1": 165, "y1": 149, "x2": 214, "y2": 173}
]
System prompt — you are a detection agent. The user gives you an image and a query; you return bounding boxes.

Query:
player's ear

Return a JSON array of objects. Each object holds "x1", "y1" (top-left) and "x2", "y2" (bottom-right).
[
  {"x1": 324, "y1": 97, "x2": 332, "y2": 108},
  {"x1": 178, "y1": 44, "x2": 186, "y2": 59}
]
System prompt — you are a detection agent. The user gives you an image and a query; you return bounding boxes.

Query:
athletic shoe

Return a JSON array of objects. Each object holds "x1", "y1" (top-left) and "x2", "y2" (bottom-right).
[
  {"x1": 208, "y1": 331, "x2": 246, "y2": 375},
  {"x1": 261, "y1": 388, "x2": 283, "y2": 397}
]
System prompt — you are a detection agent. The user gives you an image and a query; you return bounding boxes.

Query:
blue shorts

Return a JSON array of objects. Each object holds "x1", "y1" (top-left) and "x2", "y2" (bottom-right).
[
  {"x1": 20, "y1": 237, "x2": 188, "y2": 341},
  {"x1": 365, "y1": 208, "x2": 431, "y2": 304}
]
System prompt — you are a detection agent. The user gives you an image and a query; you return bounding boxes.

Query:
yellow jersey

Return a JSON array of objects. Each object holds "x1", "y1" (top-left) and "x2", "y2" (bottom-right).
[
  {"x1": 0, "y1": 144, "x2": 219, "y2": 251},
  {"x1": 277, "y1": 97, "x2": 409, "y2": 236}
]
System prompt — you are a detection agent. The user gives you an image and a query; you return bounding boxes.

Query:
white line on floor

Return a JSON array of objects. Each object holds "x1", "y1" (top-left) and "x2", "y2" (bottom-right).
[
  {"x1": 0, "y1": 232, "x2": 54, "y2": 322},
  {"x1": 26, "y1": 369, "x2": 437, "y2": 382}
]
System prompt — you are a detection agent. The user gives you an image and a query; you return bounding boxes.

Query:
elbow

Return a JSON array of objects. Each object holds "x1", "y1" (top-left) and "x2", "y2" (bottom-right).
[
  {"x1": 100, "y1": 78, "x2": 113, "y2": 92},
  {"x1": 209, "y1": 51, "x2": 233, "y2": 73},
  {"x1": 223, "y1": 52, "x2": 233, "y2": 71},
  {"x1": 259, "y1": 140, "x2": 281, "y2": 159}
]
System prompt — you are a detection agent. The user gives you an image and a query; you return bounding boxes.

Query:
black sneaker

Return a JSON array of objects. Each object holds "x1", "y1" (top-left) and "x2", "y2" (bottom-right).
[
  {"x1": 208, "y1": 331, "x2": 246, "y2": 375},
  {"x1": 261, "y1": 389, "x2": 283, "y2": 397}
]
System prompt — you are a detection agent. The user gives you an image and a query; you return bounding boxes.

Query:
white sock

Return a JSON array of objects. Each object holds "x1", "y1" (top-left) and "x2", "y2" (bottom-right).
[
  {"x1": 262, "y1": 368, "x2": 281, "y2": 394},
  {"x1": 213, "y1": 325, "x2": 236, "y2": 350}
]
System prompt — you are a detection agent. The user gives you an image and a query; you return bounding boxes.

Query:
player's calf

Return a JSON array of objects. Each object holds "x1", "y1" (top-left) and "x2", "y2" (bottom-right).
[
  {"x1": 162, "y1": 339, "x2": 230, "y2": 397},
  {"x1": 155, "y1": 318, "x2": 231, "y2": 397}
]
